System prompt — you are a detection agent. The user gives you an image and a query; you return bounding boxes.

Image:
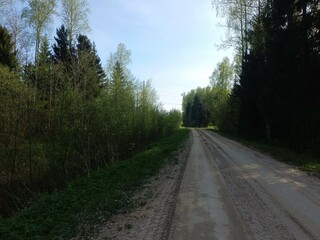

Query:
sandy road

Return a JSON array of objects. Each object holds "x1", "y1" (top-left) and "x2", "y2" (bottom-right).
[{"x1": 169, "y1": 129, "x2": 320, "y2": 240}]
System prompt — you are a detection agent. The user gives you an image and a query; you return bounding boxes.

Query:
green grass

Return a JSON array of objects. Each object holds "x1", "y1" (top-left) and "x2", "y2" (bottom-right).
[
  {"x1": 0, "y1": 128, "x2": 189, "y2": 240},
  {"x1": 206, "y1": 128, "x2": 320, "y2": 175}
]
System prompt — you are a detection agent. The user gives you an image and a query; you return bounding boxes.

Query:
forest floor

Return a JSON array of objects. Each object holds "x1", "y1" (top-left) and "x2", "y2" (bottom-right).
[{"x1": 95, "y1": 129, "x2": 320, "y2": 240}]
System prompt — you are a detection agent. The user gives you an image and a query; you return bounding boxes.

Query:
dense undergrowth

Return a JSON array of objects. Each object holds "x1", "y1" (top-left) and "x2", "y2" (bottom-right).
[
  {"x1": 0, "y1": 128, "x2": 189, "y2": 240},
  {"x1": 207, "y1": 128, "x2": 320, "y2": 175}
]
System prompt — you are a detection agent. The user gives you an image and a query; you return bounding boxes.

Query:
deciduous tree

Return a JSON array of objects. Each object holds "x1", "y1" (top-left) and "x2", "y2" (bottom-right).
[
  {"x1": 60, "y1": 0, "x2": 90, "y2": 46},
  {"x1": 22, "y1": 0, "x2": 56, "y2": 62}
]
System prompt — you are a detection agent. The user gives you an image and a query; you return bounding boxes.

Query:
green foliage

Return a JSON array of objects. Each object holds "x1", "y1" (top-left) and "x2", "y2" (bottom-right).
[
  {"x1": 0, "y1": 35, "x2": 182, "y2": 218},
  {"x1": 22, "y1": 0, "x2": 57, "y2": 61},
  {"x1": 52, "y1": 25, "x2": 73, "y2": 65},
  {"x1": 106, "y1": 43, "x2": 132, "y2": 79},
  {"x1": 182, "y1": 57, "x2": 234, "y2": 129},
  {"x1": 209, "y1": 57, "x2": 233, "y2": 128},
  {"x1": 209, "y1": 57, "x2": 233, "y2": 90},
  {"x1": 208, "y1": 0, "x2": 320, "y2": 160},
  {"x1": 60, "y1": 0, "x2": 90, "y2": 46},
  {"x1": 182, "y1": 89, "x2": 208, "y2": 127},
  {"x1": 0, "y1": 129, "x2": 189, "y2": 240},
  {"x1": 0, "y1": 65, "x2": 36, "y2": 214},
  {"x1": 76, "y1": 34, "x2": 106, "y2": 86},
  {"x1": 0, "y1": 25, "x2": 17, "y2": 70},
  {"x1": 235, "y1": 0, "x2": 320, "y2": 155}
]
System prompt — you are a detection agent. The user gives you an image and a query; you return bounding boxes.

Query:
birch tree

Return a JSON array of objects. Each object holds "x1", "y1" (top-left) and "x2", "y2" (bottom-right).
[
  {"x1": 22, "y1": 0, "x2": 56, "y2": 62},
  {"x1": 3, "y1": 2, "x2": 32, "y2": 65},
  {"x1": 60, "y1": 0, "x2": 90, "y2": 46},
  {"x1": 212, "y1": 0, "x2": 263, "y2": 61}
]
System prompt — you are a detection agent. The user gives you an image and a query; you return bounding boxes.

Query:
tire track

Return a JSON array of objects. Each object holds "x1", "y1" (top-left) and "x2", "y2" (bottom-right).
[{"x1": 199, "y1": 129, "x2": 316, "y2": 240}]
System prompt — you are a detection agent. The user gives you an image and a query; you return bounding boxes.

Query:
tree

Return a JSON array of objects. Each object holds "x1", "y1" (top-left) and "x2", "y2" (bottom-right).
[
  {"x1": 35, "y1": 36, "x2": 54, "y2": 96},
  {"x1": 135, "y1": 80, "x2": 158, "y2": 143},
  {"x1": 212, "y1": 0, "x2": 263, "y2": 63},
  {"x1": 209, "y1": 57, "x2": 233, "y2": 90},
  {"x1": 52, "y1": 25, "x2": 74, "y2": 66},
  {"x1": 77, "y1": 35, "x2": 105, "y2": 83},
  {"x1": 106, "y1": 60, "x2": 135, "y2": 161},
  {"x1": 234, "y1": 0, "x2": 320, "y2": 151},
  {"x1": 1, "y1": 1, "x2": 32, "y2": 65},
  {"x1": 182, "y1": 57, "x2": 235, "y2": 129},
  {"x1": 0, "y1": 0, "x2": 13, "y2": 21},
  {"x1": 22, "y1": 0, "x2": 56, "y2": 62},
  {"x1": 209, "y1": 57, "x2": 234, "y2": 128},
  {"x1": 0, "y1": 25, "x2": 18, "y2": 70},
  {"x1": 106, "y1": 43, "x2": 132, "y2": 79},
  {"x1": 75, "y1": 34, "x2": 105, "y2": 96},
  {"x1": 60, "y1": 0, "x2": 90, "y2": 46},
  {"x1": 182, "y1": 88, "x2": 209, "y2": 127},
  {"x1": 0, "y1": 38, "x2": 183, "y2": 217}
]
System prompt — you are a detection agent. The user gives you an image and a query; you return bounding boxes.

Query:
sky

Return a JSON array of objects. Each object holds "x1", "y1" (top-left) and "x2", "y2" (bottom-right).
[{"x1": 88, "y1": 0, "x2": 234, "y2": 111}]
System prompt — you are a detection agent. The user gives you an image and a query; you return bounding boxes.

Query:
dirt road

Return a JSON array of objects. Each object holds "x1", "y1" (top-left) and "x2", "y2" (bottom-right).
[
  {"x1": 169, "y1": 129, "x2": 320, "y2": 240},
  {"x1": 95, "y1": 129, "x2": 320, "y2": 240}
]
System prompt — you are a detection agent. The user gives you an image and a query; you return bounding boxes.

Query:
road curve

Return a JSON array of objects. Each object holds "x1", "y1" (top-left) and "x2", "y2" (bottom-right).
[{"x1": 169, "y1": 129, "x2": 320, "y2": 240}]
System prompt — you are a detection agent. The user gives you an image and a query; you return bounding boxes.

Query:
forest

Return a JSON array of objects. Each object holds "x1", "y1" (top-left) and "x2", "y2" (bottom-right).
[
  {"x1": 183, "y1": 0, "x2": 320, "y2": 157},
  {"x1": 0, "y1": 0, "x2": 181, "y2": 217}
]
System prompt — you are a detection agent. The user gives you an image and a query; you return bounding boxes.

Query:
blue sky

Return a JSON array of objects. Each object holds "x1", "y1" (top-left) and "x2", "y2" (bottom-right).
[{"x1": 88, "y1": 0, "x2": 234, "y2": 110}]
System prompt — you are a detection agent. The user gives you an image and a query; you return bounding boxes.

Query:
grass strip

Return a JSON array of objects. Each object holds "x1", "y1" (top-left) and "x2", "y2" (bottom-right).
[
  {"x1": 0, "y1": 128, "x2": 189, "y2": 240},
  {"x1": 206, "y1": 128, "x2": 320, "y2": 175}
]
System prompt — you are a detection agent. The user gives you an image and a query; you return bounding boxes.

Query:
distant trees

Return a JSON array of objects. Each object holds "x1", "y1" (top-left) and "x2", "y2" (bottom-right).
[
  {"x1": 182, "y1": 57, "x2": 233, "y2": 129},
  {"x1": 209, "y1": 57, "x2": 233, "y2": 129},
  {"x1": 182, "y1": 89, "x2": 208, "y2": 128}
]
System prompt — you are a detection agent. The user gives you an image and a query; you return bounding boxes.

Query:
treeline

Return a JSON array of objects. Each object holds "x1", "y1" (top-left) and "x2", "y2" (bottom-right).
[
  {"x1": 0, "y1": 1, "x2": 181, "y2": 217},
  {"x1": 182, "y1": 57, "x2": 234, "y2": 130},
  {"x1": 184, "y1": 0, "x2": 320, "y2": 156}
]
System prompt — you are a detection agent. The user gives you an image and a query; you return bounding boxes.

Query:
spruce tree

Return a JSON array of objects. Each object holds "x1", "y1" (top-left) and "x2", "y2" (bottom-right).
[
  {"x1": 0, "y1": 25, "x2": 17, "y2": 70},
  {"x1": 52, "y1": 25, "x2": 73, "y2": 64}
]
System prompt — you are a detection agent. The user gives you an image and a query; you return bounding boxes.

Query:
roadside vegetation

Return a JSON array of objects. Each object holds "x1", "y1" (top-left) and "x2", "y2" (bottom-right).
[
  {"x1": 0, "y1": 1, "x2": 181, "y2": 218},
  {"x1": 0, "y1": 128, "x2": 189, "y2": 239}
]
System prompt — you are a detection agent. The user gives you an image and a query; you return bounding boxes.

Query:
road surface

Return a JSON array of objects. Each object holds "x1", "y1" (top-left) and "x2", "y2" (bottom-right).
[{"x1": 169, "y1": 129, "x2": 320, "y2": 240}]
